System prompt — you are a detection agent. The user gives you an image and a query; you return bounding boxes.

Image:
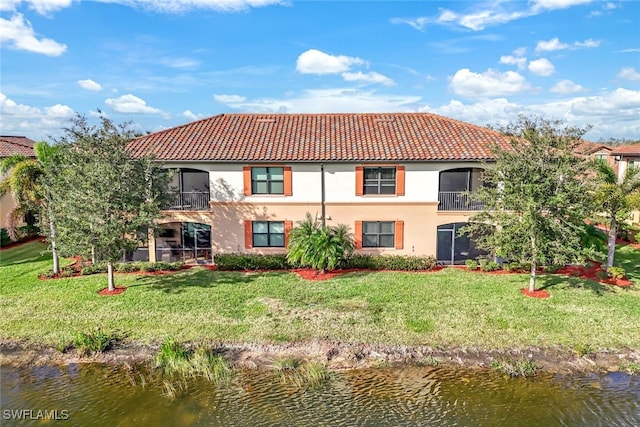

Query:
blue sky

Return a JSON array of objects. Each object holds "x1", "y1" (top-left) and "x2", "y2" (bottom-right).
[{"x1": 1, "y1": 0, "x2": 639, "y2": 142}]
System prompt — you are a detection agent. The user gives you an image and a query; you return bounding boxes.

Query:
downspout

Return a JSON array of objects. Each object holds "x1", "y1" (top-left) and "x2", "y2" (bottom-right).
[{"x1": 321, "y1": 163, "x2": 326, "y2": 228}]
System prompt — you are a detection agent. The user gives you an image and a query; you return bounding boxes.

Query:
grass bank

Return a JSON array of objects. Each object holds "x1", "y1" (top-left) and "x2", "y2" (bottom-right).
[{"x1": 1, "y1": 242, "x2": 639, "y2": 352}]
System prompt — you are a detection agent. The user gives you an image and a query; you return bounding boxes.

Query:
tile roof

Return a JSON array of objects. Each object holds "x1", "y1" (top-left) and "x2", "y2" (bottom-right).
[
  {"x1": 573, "y1": 140, "x2": 612, "y2": 155},
  {"x1": 0, "y1": 136, "x2": 36, "y2": 158},
  {"x1": 611, "y1": 143, "x2": 640, "y2": 156},
  {"x1": 128, "y1": 113, "x2": 514, "y2": 162}
]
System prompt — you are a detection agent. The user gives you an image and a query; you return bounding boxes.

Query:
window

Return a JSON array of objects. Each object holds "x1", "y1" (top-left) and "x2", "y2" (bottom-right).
[
  {"x1": 355, "y1": 165, "x2": 405, "y2": 196},
  {"x1": 252, "y1": 167, "x2": 284, "y2": 194},
  {"x1": 252, "y1": 221, "x2": 285, "y2": 247},
  {"x1": 363, "y1": 167, "x2": 396, "y2": 195},
  {"x1": 243, "y1": 166, "x2": 292, "y2": 196},
  {"x1": 594, "y1": 153, "x2": 607, "y2": 162},
  {"x1": 362, "y1": 221, "x2": 395, "y2": 248}
]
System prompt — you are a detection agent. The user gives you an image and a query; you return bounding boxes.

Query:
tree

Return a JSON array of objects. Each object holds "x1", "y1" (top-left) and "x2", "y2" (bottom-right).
[
  {"x1": 593, "y1": 162, "x2": 640, "y2": 268},
  {"x1": 49, "y1": 115, "x2": 171, "y2": 291},
  {"x1": 0, "y1": 142, "x2": 61, "y2": 273},
  {"x1": 286, "y1": 213, "x2": 355, "y2": 274},
  {"x1": 464, "y1": 116, "x2": 596, "y2": 292}
]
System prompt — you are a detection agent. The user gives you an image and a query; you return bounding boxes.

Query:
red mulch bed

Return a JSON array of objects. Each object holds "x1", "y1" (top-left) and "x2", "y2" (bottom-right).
[
  {"x1": 556, "y1": 261, "x2": 633, "y2": 288},
  {"x1": 292, "y1": 266, "x2": 444, "y2": 281},
  {"x1": 98, "y1": 286, "x2": 127, "y2": 296},
  {"x1": 521, "y1": 288, "x2": 551, "y2": 299}
]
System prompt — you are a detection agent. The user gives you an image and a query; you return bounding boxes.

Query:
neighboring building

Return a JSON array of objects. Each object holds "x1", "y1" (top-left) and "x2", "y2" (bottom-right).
[
  {"x1": 611, "y1": 142, "x2": 640, "y2": 225},
  {"x1": 574, "y1": 141, "x2": 614, "y2": 165},
  {"x1": 0, "y1": 136, "x2": 36, "y2": 230},
  {"x1": 128, "y1": 113, "x2": 516, "y2": 265}
]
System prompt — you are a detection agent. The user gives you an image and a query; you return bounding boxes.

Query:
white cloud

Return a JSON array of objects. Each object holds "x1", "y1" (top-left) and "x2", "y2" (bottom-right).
[
  {"x1": 105, "y1": 94, "x2": 161, "y2": 114},
  {"x1": 449, "y1": 68, "x2": 533, "y2": 98},
  {"x1": 0, "y1": 13, "x2": 67, "y2": 56},
  {"x1": 500, "y1": 55, "x2": 527, "y2": 69},
  {"x1": 531, "y1": 0, "x2": 593, "y2": 11},
  {"x1": 77, "y1": 79, "x2": 103, "y2": 91},
  {"x1": 0, "y1": 0, "x2": 74, "y2": 14},
  {"x1": 535, "y1": 37, "x2": 569, "y2": 52},
  {"x1": 214, "y1": 94, "x2": 246, "y2": 103},
  {"x1": 182, "y1": 110, "x2": 205, "y2": 121},
  {"x1": 212, "y1": 88, "x2": 421, "y2": 113},
  {"x1": 0, "y1": 92, "x2": 76, "y2": 138},
  {"x1": 341, "y1": 71, "x2": 395, "y2": 86},
  {"x1": 535, "y1": 37, "x2": 600, "y2": 52},
  {"x1": 550, "y1": 79, "x2": 585, "y2": 94},
  {"x1": 617, "y1": 67, "x2": 640, "y2": 82},
  {"x1": 528, "y1": 58, "x2": 555, "y2": 76},
  {"x1": 389, "y1": 17, "x2": 428, "y2": 31},
  {"x1": 422, "y1": 87, "x2": 640, "y2": 140},
  {"x1": 108, "y1": 0, "x2": 285, "y2": 13},
  {"x1": 45, "y1": 103, "x2": 74, "y2": 118},
  {"x1": 296, "y1": 49, "x2": 365, "y2": 75}
]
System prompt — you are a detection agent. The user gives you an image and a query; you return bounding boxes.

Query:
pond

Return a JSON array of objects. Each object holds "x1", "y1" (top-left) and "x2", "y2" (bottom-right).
[{"x1": 1, "y1": 364, "x2": 639, "y2": 426}]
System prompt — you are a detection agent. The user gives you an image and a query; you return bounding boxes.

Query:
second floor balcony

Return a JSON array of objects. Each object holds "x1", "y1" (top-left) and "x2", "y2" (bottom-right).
[
  {"x1": 438, "y1": 191, "x2": 483, "y2": 211},
  {"x1": 164, "y1": 191, "x2": 211, "y2": 211}
]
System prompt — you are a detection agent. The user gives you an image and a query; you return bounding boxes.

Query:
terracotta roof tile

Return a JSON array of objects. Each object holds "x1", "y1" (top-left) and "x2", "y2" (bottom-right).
[
  {"x1": 128, "y1": 113, "x2": 514, "y2": 162},
  {"x1": 0, "y1": 136, "x2": 36, "y2": 158},
  {"x1": 611, "y1": 143, "x2": 640, "y2": 156}
]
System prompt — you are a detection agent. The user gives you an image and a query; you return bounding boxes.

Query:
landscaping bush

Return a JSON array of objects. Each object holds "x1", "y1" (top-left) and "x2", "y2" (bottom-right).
[
  {"x1": 543, "y1": 264, "x2": 563, "y2": 273},
  {"x1": 343, "y1": 254, "x2": 436, "y2": 271},
  {"x1": 214, "y1": 253, "x2": 291, "y2": 270},
  {"x1": 0, "y1": 228, "x2": 12, "y2": 247},
  {"x1": 607, "y1": 266, "x2": 626, "y2": 280},
  {"x1": 464, "y1": 259, "x2": 478, "y2": 270},
  {"x1": 115, "y1": 262, "x2": 142, "y2": 273},
  {"x1": 479, "y1": 259, "x2": 501, "y2": 272},
  {"x1": 80, "y1": 262, "x2": 108, "y2": 275},
  {"x1": 16, "y1": 224, "x2": 39, "y2": 239},
  {"x1": 595, "y1": 270, "x2": 609, "y2": 280},
  {"x1": 502, "y1": 261, "x2": 533, "y2": 273}
]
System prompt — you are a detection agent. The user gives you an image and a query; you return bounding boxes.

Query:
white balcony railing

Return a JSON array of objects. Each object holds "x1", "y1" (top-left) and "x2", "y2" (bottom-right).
[
  {"x1": 165, "y1": 191, "x2": 210, "y2": 211},
  {"x1": 438, "y1": 191, "x2": 483, "y2": 211}
]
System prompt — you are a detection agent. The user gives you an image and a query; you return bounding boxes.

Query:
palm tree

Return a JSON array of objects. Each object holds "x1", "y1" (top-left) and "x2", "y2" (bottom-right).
[
  {"x1": 286, "y1": 213, "x2": 355, "y2": 274},
  {"x1": 594, "y1": 161, "x2": 640, "y2": 268},
  {"x1": 0, "y1": 142, "x2": 60, "y2": 273}
]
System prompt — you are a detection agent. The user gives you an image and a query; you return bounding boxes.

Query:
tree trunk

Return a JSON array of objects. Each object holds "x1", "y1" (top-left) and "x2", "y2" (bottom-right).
[
  {"x1": 607, "y1": 217, "x2": 617, "y2": 269},
  {"x1": 107, "y1": 261, "x2": 115, "y2": 292},
  {"x1": 91, "y1": 246, "x2": 96, "y2": 264},
  {"x1": 529, "y1": 259, "x2": 537, "y2": 293},
  {"x1": 49, "y1": 217, "x2": 59, "y2": 275},
  {"x1": 529, "y1": 234, "x2": 537, "y2": 292}
]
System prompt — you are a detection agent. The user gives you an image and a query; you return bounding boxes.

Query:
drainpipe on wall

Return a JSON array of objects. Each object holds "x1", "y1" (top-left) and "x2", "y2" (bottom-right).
[{"x1": 321, "y1": 162, "x2": 326, "y2": 228}]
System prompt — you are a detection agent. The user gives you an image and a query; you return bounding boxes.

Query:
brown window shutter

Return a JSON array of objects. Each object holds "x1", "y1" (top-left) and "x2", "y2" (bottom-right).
[
  {"x1": 284, "y1": 166, "x2": 293, "y2": 196},
  {"x1": 394, "y1": 220, "x2": 404, "y2": 249},
  {"x1": 396, "y1": 166, "x2": 405, "y2": 196},
  {"x1": 284, "y1": 220, "x2": 293, "y2": 247},
  {"x1": 244, "y1": 220, "x2": 253, "y2": 249},
  {"x1": 355, "y1": 166, "x2": 364, "y2": 196},
  {"x1": 243, "y1": 166, "x2": 252, "y2": 196},
  {"x1": 354, "y1": 221, "x2": 363, "y2": 249}
]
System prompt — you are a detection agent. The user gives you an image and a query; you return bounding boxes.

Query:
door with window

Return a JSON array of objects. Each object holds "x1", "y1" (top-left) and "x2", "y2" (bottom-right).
[{"x1": 437, "y1": 222, "x2": 484, "y2": 265}]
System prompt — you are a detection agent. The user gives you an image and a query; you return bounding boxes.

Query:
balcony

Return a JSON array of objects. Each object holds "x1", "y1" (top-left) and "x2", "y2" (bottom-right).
[
  {"x1": 164, "y1": 191, "x2": 211, "y2": 211},
  {"x1": 438, "y1": 191, "x2": 483, "y2": 211}
]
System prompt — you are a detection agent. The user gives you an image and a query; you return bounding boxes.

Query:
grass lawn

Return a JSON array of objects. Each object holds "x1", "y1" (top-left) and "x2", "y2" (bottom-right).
[{"x1": 1, "y1": 241, "x2": 639, "y2": 351}]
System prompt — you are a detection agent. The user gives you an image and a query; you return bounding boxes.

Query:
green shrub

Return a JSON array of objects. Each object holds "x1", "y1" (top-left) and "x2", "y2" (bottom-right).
[
  {"x1": 17, "y1": 224, "x2": 39, "y2": 239},
  {"x1": 479, "y1": 259, "x2": 500, "y2": 272},
  {"x1": 607, "y1": 266, "x2": 626, "y2": 280},
  {"x1": 0, "y1": 228, "x2": 12, "y2": 247},
  {"x1": 155, "y1": 338, "x2": 230, "y2": 383},
  {"x1": 73, "y1": 327, "x2": 118, "y2": 355},
  {"x1": 465, "y1": 259, "x2": 478, "y2": 270},
  {"x1": 214, "y1": 253, "x2": 291, "y2": 270},
  {"x1": 115, "y1": 262, "x2": 141, "y2": 273},
  {"x1": 80, "y1": 262, "x2": 108, "y2": 275},
  {"x1": 595, "y1": 270, "x2": 609, "y2": 280},
  {"x1": 343, "y1": 254, "x2": 436, "y2": 271}
]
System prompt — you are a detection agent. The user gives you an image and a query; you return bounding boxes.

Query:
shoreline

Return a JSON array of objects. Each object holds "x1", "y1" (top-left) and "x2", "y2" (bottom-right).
[{"x1": 1, "y1": 339, "x2": 638, "y2": 374}]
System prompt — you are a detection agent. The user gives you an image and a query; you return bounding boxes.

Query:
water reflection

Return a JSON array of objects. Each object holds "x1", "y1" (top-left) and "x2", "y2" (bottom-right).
[{"x1": 1, "y1": 364, "x2": 639, "y2": 426}]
